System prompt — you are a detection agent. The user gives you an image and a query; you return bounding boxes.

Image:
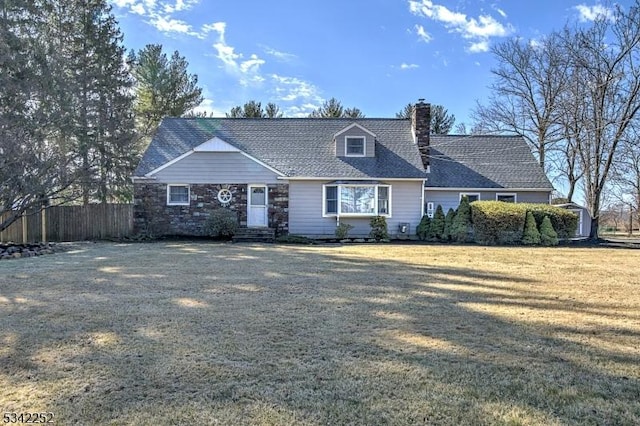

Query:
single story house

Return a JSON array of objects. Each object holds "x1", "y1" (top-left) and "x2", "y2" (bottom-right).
[{"x1": 132, "y1": 101, "x2": 553, "y2": 238}]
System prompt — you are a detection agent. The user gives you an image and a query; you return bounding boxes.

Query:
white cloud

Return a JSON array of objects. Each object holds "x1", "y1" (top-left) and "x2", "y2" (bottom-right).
[
  {"x1": 150, "y1": 15, "x2": 193, "y2": 34},
  {"x1": 468, "y1": 40, "x2": 489, "y2": 53},
  {"x1": 261, "y1": 46, "x2": 297, "y2": 62},
  {"x1": 414, "y1": 24, "x2": 433, "y2": 43},
  {"x1": 400, "y1": 63, "x2": 419, "y2": 69},
  {"x1": 495, "y1": 8, "x2": 507, "y2": 19},
  {"x1": 408, "y1": 0, "x2": 512, "y2": 53},
  {"x1": 271, "y1": 75, "x2": 322, "y2": 103},
  {"x1": 574, "y1": 4, "x2": 614, "y2": 22}
]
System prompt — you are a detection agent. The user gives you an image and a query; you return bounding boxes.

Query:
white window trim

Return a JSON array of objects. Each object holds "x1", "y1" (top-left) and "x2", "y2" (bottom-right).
[
  {"x1": 460, "y1": 192, "x2": 480, "y2": 202},
  {"x1": 323, "y1": 184, "x2": 392, "y2": 217},
  {"x1": 167, "y1": 184, "x2": 190, "y2": 206},
  {"x1": 345, "y1": 136, "x2": 366, "y2": 157},
  {"x1": 496, "y1": 193, "x2": 517, "y2": 203}
]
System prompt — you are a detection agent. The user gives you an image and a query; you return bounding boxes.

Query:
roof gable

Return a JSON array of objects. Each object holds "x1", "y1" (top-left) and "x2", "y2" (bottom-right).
[
  {"x1": 193, "y1": 137, "x2": 240, "y2": 152},
  {"x1": 333, "y1": 123, "x2": 377, "y2": 139}
]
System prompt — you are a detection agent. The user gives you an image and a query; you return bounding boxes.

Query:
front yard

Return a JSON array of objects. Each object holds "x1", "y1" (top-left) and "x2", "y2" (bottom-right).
[{"x1": 1, "y1": 242, "x2": 639, "y2": 425}]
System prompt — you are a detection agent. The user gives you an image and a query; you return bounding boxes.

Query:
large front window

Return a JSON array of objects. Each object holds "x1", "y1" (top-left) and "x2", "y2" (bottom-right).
[{"x1": 324, "y1": 184, "x2": 391, "y2": 216}]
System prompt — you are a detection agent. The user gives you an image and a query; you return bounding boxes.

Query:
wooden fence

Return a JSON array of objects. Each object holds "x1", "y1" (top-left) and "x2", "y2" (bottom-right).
[{"x1": 0, "y1": 204, "x2": 133, "y2": 243}]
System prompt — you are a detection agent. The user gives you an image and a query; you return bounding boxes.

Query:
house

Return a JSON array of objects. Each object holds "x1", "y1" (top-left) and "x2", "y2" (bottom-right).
[
  {"x1": 132, "y1": 101, "x2": 553, "y2": 238},
  {"x1": 553, "y1": 202, "x2": 592, "y2": 238}
]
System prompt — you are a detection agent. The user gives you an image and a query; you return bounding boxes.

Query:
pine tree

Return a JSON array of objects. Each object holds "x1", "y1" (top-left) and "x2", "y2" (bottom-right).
[
  {"x1": 131, "y1": 44, "x2": 203, "y2": 140},
  {"x1": 451, "y1": 196, "x2": 473, "y2": 242},
  {"x1": 55, "y1": 0, "x2": 138, "y2": 204},
  {"x1": 539, "y1": 216, "x2": 559, "y2": 246},
  {"x1": 416, "y1": 215, "x2": 431, "y2": 241},
  {"x1": 443, "y1": 208, "x2": 456, "y2": 241},
  {"x1": 430, "y1": 205, "x2": 446, "y2": 240},
  {"x1": 522, "y1": 211, "x2": 541, "y2": 245},
  {"x1": 0, "y1": 0, "x2": 76, "y2": 231},
  {"x1": 309, "y1": 98, "x2": 365, "y2": 118}
]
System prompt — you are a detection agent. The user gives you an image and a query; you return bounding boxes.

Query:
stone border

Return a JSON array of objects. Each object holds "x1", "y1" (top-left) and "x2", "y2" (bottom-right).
[{"x1": 0, "y1": 242, "x2": 68, "y2": 260}]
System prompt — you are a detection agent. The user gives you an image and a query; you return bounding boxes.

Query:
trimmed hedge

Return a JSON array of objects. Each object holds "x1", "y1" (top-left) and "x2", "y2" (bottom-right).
[
  {"x1": 471, "y1": 201, "x2": 526, "y2": 245},
  {"x1": 470, "y1": 201, "x2": 578, "y2": 245},
  {"x1": 523, "y1": 203, "x2": 578, "y2": 239}
]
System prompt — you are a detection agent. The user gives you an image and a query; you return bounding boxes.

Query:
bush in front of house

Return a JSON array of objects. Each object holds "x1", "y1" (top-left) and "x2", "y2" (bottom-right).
[
  {"x1": 430, "y1": 205, "x2": 446, "y2": 241},
  {"x1": 443, "y1": 208, "x2": 456, "y2": 241},
  {"x1": 416, "y1": 214, "x2": 431, "y2": 241},
  {"x1": 522, "y1": 211, "x2": 541, "y2": 245},
  {"x1": 522, "y1": 203, "x2": 578, "y2": 239},
  {"x1": 205, "y1": 208, "x2": 238, "y2": 239},
  {"x1": 471, "y1": 201, "x2": 526, "y2": 245},
  {"x1": 335, "y1": 222, "x2": 354, "y2": 239},
  {"x1": 451, "y1": 196, "x2": 473, "y2": 242},
  {"x1": 369, "y1": 216, "x2": 389, "y2": 241},
  {"x1": 540, "y1": 216, "x2": 559, "y2": 246}
]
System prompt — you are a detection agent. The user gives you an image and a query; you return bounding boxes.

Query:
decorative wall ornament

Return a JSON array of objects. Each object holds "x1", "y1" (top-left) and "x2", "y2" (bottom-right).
[{"x1": 217, "y1": 188, "x2": 233, "y2": 205}]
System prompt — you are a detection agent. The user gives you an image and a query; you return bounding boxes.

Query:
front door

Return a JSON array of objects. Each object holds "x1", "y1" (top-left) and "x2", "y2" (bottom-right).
[{"x1": 248, "y1": 185, "x2": 268, "y2": 227}]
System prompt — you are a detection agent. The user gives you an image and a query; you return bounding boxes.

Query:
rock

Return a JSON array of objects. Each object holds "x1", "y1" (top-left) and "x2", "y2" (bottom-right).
[{"x1": 11, "y1": 252, "x2": 22, "y2": 259}]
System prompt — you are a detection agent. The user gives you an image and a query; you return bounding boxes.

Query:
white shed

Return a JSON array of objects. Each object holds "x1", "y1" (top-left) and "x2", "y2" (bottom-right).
[{"x1": 555, "y1": 203, "x2": 592, "y2": 238}]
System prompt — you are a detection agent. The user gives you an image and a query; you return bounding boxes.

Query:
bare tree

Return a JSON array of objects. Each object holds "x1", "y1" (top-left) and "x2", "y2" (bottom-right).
[
  {"x1": 563, "y1": 4, "x2": 640, "y2": 238},
  {"x1": 472, "y1": 34, "x2": 568, "y2": 171}
]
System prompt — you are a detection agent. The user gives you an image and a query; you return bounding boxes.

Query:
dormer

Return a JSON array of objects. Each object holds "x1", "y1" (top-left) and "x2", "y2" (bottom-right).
[{"x1": 333, "y1": 123, "x2": 376, "y2": 158}]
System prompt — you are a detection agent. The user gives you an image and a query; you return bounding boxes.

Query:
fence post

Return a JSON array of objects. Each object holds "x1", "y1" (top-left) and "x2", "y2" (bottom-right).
[
  {"x1": 41, "y1": 207, "x2": 47, "y2": 243},
  {"x1": 22, "y1": 211, "x2": 28, "y2": 244}
]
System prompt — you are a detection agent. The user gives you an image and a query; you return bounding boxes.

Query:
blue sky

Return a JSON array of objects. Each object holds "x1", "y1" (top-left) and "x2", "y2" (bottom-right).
[{"x1": 109, "y1": 0, "x2": 621, "y2": 126}]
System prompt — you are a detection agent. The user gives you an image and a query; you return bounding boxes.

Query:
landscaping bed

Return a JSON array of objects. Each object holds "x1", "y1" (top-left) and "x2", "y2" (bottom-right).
[{"x1": 0, "y1": 242, "x2": 66, "y2": 260}]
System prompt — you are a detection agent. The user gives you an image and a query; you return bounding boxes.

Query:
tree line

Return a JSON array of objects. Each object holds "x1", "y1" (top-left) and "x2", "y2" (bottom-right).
[
  {"x1": 472, "y1": 1, "x2": 640, "y2": 238},
  {"x1": 0, "y1": 0, "x2": 201, "y2": 232}
]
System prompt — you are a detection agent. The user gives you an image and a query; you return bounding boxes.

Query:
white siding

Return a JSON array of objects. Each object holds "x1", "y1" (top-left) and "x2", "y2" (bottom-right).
[
  {"x1": 289, "y1": 180, "x2": 423, "y2": 237},
  {"x1": 424, "y1": 190, "x2": 552, "y2": 213},
  {"x1": 152, "y1": 152, "x2": 280, "y2": 184}
]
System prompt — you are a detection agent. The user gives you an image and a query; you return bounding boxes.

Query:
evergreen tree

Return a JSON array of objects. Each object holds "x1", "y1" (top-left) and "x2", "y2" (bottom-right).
[
  {"x1": 430, "y1": 205, "x2": 446, "y2": 240},
  {"x1": 0, "y1": 0, "x2": 75, "y2": 231},
  {"x1": 309, "y1": 98, "x2": 365, "y2": 118},
  {"x1": 539, "y1": 216, "x2": 559, "y2": 246},
  {"x1": 131, "y1": 44, "x2": 203, "y2": 140},
  {"x1": 54, "y1": 0, "x2": 138, "y2": 204},
  {"x1": 522, "y1": 211, "x2": 541, "y2": 245},
  {"x1": 443, "y1": 208, "x2": 456, "y2": 241},
  {"x1": 451, "y1": 196, "x2": 473, "y2": 242},
  {"x1": 416, "y1": 215, "x2": 431, "y2": 241},
  {"x1": 395, "y1": 103, "x2": 456, "y2": 134},
  {"x1": 226, "y1": 101, "x2": 283, "y2": 118}
]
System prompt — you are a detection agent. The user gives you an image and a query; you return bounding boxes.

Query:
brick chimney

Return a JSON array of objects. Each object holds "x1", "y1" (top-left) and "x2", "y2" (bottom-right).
[{"x1": 412, "y1": 99, "x2": 431, "y2": 171}]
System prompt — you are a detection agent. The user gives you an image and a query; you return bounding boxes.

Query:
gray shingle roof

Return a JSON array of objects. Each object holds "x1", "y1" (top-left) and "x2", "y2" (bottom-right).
[
  {"x1": 134, "y1": 118, "x2": 427, "y2": 179},
  {"x1": 134, "y1": 118, "x2": 553, "y2": 190},
  {"x1": 426, "y1": 135, "x2": 553, "y2": 189}
]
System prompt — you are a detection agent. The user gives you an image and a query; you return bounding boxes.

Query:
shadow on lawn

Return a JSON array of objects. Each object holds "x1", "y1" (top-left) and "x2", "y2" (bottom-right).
[{"x1": 1, "y1": 242, "x2": 639, "y2": 424}]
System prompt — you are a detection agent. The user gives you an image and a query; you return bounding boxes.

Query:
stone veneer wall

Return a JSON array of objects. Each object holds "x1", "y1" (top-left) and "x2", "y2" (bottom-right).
[{"x1": 133, "y1": 183, "x2": 289, "y2": 237}]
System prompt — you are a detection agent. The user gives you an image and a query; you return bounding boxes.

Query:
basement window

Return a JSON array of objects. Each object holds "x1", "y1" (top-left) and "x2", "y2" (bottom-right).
[{"x1": 167, "y1": 184, "x2": 190, "y2": 205}]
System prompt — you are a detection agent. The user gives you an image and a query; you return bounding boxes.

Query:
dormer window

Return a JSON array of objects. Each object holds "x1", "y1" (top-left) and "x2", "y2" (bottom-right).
[{"x1": 345, "y1": 137, "x2": 365, "y2": 156}]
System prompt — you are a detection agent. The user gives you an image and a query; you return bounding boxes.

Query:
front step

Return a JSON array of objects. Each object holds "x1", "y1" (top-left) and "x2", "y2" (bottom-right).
[{"x1": 232, "y1": 227, "x2": 276, "y2": 243}]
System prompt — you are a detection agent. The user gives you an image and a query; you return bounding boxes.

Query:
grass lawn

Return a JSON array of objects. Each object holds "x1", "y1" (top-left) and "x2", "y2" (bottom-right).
[{"x1": 1, "y1": 242, "x2": 639, "y2": 425}]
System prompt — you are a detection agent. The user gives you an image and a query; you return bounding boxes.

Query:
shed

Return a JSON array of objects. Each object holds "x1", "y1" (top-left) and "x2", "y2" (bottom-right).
[{"x1": 554, "y1": 203, "x2": 592, "y2": 238}]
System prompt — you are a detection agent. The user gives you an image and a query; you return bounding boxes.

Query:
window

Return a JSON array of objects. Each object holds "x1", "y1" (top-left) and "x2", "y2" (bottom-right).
[
  {"x1": 496, "y1": 193, "x2": 517, "y2": 203},
  {"x1": 460, "y1": 193, "x2": 480, "y2": 203},
  {"x1": 323, "y1": 184, "x2": 391, "y2": 216},
  {"x1": 167, "y1": 184, "x2": 190, "y2": 205},
  {"x1": 345, "y1": 137, "x2": 365, "y2": 156},
  {"x1": 325, "y1": 186, "x2": 338, "y2": 214},
  {"x1": 426, "y1": 202, "x2": 435, "y2": 218}
]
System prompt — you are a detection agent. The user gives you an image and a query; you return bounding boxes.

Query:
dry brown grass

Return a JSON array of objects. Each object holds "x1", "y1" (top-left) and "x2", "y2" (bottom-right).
[{"x1": 1, "y1": 242, "x2": 639, "y2": 425}]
